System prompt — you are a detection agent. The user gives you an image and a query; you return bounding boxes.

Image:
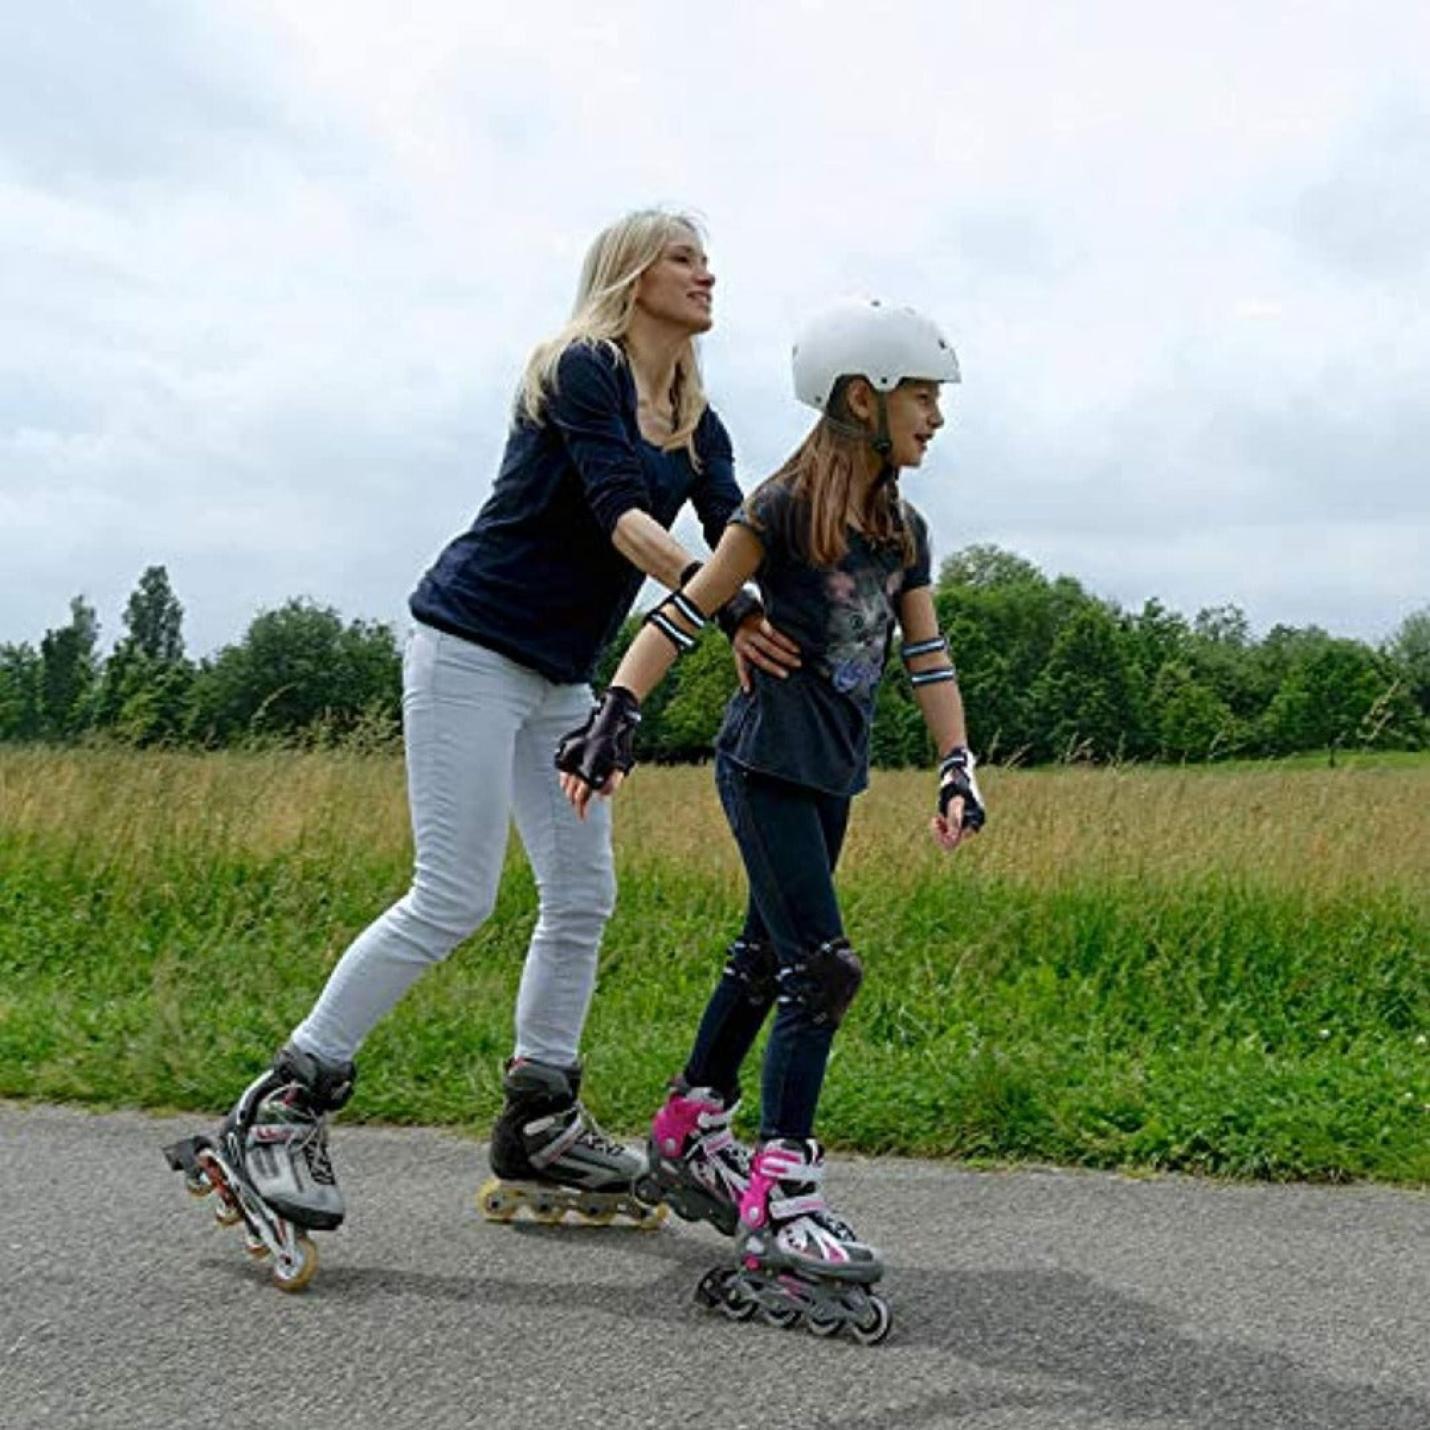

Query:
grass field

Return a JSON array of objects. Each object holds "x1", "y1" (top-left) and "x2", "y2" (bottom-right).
[{"x1": 1, "y1": 747, "x2": 1425, "y2": 1182}]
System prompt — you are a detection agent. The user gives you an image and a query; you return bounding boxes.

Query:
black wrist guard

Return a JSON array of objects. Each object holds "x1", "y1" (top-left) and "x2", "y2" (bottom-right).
[
  {"x1": 937, "y1": 746, "x2": 986, "y2": 831},
  {"x1": 555, "y1": 686, "x2": 642, "y2": 789},
  {"x1": 717, "y1": 586, "x2": 764, "y2": 639},
  {"x1": 678, "y1": 560, "x2": 704, "y2": 588}
]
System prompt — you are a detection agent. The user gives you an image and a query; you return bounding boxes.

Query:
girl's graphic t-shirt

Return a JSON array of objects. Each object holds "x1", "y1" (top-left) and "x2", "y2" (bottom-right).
[{"x1": 715, "y1": 480, "x2": 932, "y2": 796}]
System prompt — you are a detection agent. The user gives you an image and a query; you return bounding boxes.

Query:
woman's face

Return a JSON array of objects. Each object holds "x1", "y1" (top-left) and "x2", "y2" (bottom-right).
[{"x1": 634, "y1": 230, "x2": 715, "y2": 334}]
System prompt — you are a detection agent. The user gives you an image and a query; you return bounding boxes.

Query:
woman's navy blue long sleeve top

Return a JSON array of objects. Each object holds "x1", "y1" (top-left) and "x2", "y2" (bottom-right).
[{"x1": 410, "y1": 341, "x2": 741, "y2": 684}]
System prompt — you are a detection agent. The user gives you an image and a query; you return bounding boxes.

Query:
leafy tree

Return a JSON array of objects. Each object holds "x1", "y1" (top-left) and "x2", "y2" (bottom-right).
[
  {"x1": 124, "y1": 565, "x2": 185, "y2": 662},
  {"x1": 186, "y1": 599, "x2": 400, "y2": 744},
  {"x1": 1028, "y1": 603, "x2": 1145, "y2": 761},
  {"x1": 1193, "y1": 603, "x2": 1251, "y2": 648},
  {"x1": 938, "y1": 544, "x2": 1045, "y2": 590},
  {"x1": 1127, "y1": 599, "x2": 1191, "y2": 684},
  {"x1": 94, "y1": 567, "x2": 194, "y2": 744},
  {"x1": 1150, "y1": 661, "x2": 1239, "y2": 760},
  {"x1": 0, "y1": 643, "x2": 43, "y2": 741},
  {"x1": 39, "y1": 597, "x2": 99, "y2": 739},
  {"x1": 1258, "y1": 640, "x2": 1423, "y2": 754},
  {"x1": 1385, "y1": 607, "x2": 1430, "y2": 716}
]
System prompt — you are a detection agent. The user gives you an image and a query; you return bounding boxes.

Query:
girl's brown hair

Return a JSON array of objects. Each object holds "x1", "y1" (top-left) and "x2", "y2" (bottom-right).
[{"x1": 749, "y1": 381, "x2": 914, "y2": 568}]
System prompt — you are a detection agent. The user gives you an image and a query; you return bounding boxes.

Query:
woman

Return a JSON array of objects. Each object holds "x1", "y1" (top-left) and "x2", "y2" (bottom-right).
[
  {"x1": 165, "y1": 210, "x2": 799, "y2": 1289},
  {"x1": 557, "y1": 298, "x2": 983, "y2": 1341}
]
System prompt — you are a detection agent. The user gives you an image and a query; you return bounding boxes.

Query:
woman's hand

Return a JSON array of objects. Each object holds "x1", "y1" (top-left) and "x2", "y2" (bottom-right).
[{"x1": 731, "y1": 613, "x2": 802, "y2": 693}]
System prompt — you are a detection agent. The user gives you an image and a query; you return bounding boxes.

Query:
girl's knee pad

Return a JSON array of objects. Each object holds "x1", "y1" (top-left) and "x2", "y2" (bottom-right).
[{"x1": 778, "y1": 938, "x2": 863, "y2": 1028}]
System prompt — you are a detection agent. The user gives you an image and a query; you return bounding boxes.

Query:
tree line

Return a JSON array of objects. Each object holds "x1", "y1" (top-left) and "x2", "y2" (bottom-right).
[{"x1": 3, "y1": 552, "x2": 1427, "y2": 763}]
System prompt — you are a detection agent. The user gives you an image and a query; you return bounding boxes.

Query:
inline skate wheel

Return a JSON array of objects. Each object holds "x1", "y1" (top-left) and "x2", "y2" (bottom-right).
[
  {"x1": 244, "y1": 1230, "x2": 271, "y2": 1260},
  {"x1": 477, "y1": 1179, "x2": 518, "y2": 1222},
  {"x1": 759, "y1": 1304, "x2": 801, "y2": 1330},
  {"x1": 531, "y1": 1200, "x2": 567, "y2": 1226},
  {"x1": 806, "y1": 1306, "x2": 843, "y2": 1338},
  {"x1": 847, "y1": 1294, "x2": 892, "y2": 1347},
  {"x1": 693, "y1": 1267, "x2": 729, "y2": 1309},
  {"x1": 631, "y1": 1172, "x2": 663, "y2": 1208},
  {"x1": 213, "y1": 1199, "x2": 243, "y2": 1228},
  {"x1": 182, "y1": 1171, "x2": 211, "y2": 1199},
  {"x1": 271, "y1": 1234, "x2": 319, "y2": 1293},
  {"x1": 577, "y1": 1202, "x2": 616, "y2": 1226},
  {"x1": 695, "y1": 1266, "x2": 754, "y2": 1320}
]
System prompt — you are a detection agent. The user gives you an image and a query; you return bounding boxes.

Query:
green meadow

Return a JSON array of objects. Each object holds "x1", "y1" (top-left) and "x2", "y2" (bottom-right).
[{"x1": 1, "y1": 747, "x2": 1425, "y2": 1183}]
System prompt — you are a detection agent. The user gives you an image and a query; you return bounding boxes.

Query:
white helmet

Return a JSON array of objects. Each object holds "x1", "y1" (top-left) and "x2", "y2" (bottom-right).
[{"x1": 792, "y1": 298, "x2": 961, "y2": 414}]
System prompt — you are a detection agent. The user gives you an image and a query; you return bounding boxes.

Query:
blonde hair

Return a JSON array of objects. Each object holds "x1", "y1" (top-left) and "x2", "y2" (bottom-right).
[
  {"x1": 752, "y1": 384, "x2": 914, "y2": 569},
  {"x1": 518, "y1": 209, "x2": 709, "y2": 464}
]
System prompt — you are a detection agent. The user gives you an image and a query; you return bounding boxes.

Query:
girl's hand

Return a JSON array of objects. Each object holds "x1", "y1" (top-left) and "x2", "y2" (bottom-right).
[
  {"x1": 930, "y1": 806, "x2": 974, "y2": 851},
  {"x1": 560, "y1": 768, "x2": 625, "y2": 819},
  {"x1": 932, "y1": 747, "x2": 986, "y2": 851},
  {"x1": 554, "y1": 686, "x2": 641, "y2": 819}
]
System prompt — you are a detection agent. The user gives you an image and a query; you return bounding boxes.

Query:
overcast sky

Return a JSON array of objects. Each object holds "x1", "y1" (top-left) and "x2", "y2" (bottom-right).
[{"x1": 3, "y1": 0, "x2": 1427, "y2": 656}]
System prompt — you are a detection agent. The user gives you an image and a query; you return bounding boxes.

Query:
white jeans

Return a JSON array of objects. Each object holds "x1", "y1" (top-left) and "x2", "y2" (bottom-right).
[{"x1": 291, "y1": 623, "x2": 616, "y2": 1069}]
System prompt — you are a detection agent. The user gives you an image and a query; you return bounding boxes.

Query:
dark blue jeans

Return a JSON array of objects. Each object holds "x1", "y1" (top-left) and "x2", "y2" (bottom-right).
[{"x1": 682, "y1": 755, "x2": 851, "y2": 1140}]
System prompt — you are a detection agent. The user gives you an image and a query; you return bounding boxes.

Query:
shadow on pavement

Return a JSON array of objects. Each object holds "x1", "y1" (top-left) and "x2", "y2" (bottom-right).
[{"x1": 195, "y1": 1219, "x2": 1429, "y2": 1430}]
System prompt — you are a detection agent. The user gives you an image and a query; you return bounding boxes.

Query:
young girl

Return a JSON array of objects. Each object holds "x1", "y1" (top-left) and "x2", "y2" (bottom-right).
[
  {"x1": 557, "y1": 298, "x2": 984, "y2": 1342},
  {"x1": 164, "y1": 210, "x2": 800, "y2": 1290}
]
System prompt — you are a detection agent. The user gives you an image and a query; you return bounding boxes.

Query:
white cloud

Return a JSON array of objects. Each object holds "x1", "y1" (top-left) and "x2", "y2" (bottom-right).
[{"x1": 2, "y1": 0, "x2": 1427, "y2": 655}]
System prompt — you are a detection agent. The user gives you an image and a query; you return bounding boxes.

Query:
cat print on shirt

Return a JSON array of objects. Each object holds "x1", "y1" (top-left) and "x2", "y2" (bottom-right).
[{"x1": 822, "y1": 561, "x2": 905, "y2": 699}]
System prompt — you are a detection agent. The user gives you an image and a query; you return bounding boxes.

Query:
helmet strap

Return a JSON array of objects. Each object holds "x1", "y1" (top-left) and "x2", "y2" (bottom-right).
[{"x1": 871, "y1": 390, "x2": 893, "y2": 459}]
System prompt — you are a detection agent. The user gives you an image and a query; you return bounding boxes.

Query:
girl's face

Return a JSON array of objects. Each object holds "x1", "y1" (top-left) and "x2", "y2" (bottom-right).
[
  {"x1": 634, "y1": 230, "x2": 715, "y2": 334},
  {"x1": 877, "y1": 380, "x2": 946, "y2": 468}
]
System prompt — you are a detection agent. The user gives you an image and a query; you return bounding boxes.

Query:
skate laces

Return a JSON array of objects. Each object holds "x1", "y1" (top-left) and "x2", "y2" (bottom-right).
[
  {"x1": 573, "y1": 1104, "x2": 629, "y2": 1160},
  {"x1": 294, "y1": 1119, "x2": 337, "y2": 1186},
  {"x1": 256, "y1": 1088, "x2": 336, "y2": 1186}
]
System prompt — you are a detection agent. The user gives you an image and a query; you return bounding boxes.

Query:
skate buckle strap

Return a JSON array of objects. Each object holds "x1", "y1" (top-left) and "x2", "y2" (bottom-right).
[
  {"x1": 526, "y1": 1111, "x2": 585, "y2": 1171},
  {"x1": 753, "y1": 1145, "x2": 814, "y2": 1180},
  {"x1": 769, "y1": 1192, "x2": 827, "y2": 1219},
  {"x1": 702, "y1": 1128, "x2": 734, "y2": 1155}
]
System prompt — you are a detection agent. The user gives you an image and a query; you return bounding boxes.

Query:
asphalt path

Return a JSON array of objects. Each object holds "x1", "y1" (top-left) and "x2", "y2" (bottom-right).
[{"x1": 1, "y1": 1102, "x2": 1426, "y2": 1430}]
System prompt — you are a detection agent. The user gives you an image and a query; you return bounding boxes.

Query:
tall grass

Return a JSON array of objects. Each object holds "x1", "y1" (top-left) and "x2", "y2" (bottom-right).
[{"x1": 1, "y1": 747, "x2": 1425, "y2": 1181}]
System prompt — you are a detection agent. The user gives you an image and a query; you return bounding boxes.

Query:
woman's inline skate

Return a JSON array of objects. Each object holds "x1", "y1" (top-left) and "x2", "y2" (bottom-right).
[
  {"x1": 162, "y1": 1043, "x2": 355, "y2": 1292},
  {"x1": 478, "y1": 1058, "x2": 663, "y2": 1227},
  {"x1": 634, "y1": 1081, "x2": 751, "y2": 1236},
  {"x1": 694, "y1": 1137, "x2": 892, "y2": 1345}
]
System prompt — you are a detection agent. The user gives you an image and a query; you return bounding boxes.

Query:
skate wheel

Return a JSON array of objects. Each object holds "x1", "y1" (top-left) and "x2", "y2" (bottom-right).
[
  {"x1": 806, "y1": 1308, "x2": 843, "y2": 1339},
  {"x1": 532, "y1": 1203, "x2": 567, "y2": 1226},
  {"x1": 632, "y1": 1201, "x2": 668, "y2": 1230},
  {"x1": 244, "y1": 1231, "x2": 271, "y2": 1260},
  {"x1": 578, "y1": 1205, "x2": 616, "y2": 1226},
  {"x1": 477, "y1": 1180, "x2": 518, "y2": 1223},
  {"x1": 693, "y1": 1267, "x2": 731, "y2": 1310},
  {"x1": 719, "y1": 1293, "x2": 756, "y2": 1323},
  {"x1": 631, "y1": 1173, "x2": 663, "y2": 1207},
  {"x1": 183, "y1": 1172, "x2": 211, "y2": 1199},
  {"x1": 271, "y1": 1234, "x2": 319, "y2": 1293},
  {"x1": 758, "y1": 1304, "x2": 801, "y2": 1330},
  {"x1": 848, "y1": 1294, "x2": 892, "y2": 1347},
  {"x1": 213, "y1": 1199, "x2": 243, "y2": 1228}
]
